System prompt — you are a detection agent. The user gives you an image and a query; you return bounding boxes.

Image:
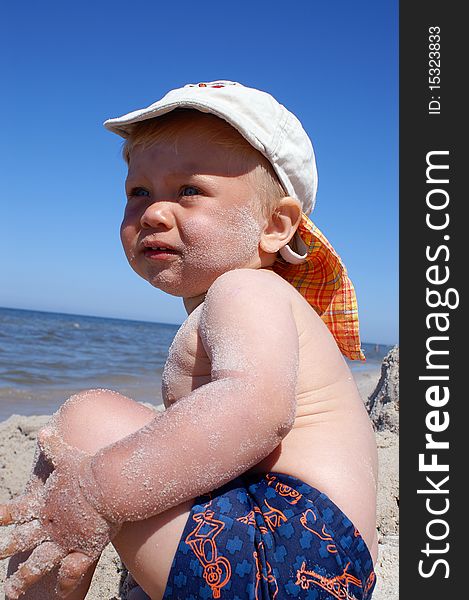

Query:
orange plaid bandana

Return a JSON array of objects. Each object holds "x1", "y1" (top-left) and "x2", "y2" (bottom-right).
[{"x1": 271, "y1": 213, "x2": 365, "y2": 361}]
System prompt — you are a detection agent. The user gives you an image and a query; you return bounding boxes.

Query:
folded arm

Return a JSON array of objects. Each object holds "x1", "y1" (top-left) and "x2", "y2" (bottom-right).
[{"x1": 80, "y1": 269, "x2": 299, "y2": 523}]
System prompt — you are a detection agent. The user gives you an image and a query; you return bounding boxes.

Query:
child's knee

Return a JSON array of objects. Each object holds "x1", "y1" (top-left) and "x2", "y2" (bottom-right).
[{"x1": 53, "y1": 389, "x2": 157, "y2": 454}]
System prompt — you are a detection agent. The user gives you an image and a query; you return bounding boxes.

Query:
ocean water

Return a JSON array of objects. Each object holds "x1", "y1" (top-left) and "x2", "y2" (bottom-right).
[{"x1": 0, "y1": 307, "x2": 392, "y2": 421}]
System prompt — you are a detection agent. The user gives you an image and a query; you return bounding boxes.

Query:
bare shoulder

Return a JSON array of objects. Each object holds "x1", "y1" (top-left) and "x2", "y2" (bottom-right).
[
  {"x1": 207, "y1": 269, "x2": 296, "y2": 306},
  {"x1": 204, "y1": 268, "x2": 336, "y2": 350},
  {"x1": 199, "y1": 269, "x2": 301, "y2": 378},
  {"x1": 199, "y1": 267, "x2": 339, "y2": 370}
]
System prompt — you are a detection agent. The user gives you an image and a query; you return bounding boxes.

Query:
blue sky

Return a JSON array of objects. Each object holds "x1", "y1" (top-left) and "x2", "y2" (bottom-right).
[{"x1": 1, "y1": 0, "x2": 398, "y2": 345}]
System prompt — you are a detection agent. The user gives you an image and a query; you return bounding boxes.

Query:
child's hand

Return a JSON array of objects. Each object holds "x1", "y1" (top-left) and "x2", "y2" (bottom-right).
[{"x1": 0, "y1": 429, "x2": 120, "y2": 599}]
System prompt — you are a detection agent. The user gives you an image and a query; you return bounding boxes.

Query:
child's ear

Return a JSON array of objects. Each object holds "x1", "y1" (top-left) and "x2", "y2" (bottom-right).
[{"x1": 259, "y1": 197, "x2": 302, "y2": 254}]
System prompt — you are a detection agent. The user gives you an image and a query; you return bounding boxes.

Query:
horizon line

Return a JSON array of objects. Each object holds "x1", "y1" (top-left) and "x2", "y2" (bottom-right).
[{"x1": 0, "y1": 305, "x2": 398, "y2": 348}]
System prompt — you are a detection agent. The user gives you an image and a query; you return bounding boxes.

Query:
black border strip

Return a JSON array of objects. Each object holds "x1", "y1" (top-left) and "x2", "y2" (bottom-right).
[{"x1": 400, "y1": 2, "x2": 464, "y2": 595}]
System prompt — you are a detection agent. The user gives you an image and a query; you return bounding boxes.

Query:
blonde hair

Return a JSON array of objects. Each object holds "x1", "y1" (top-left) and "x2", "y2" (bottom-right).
[{"x1": 121, "y1": 109, "x2": 286, "y2": 220}]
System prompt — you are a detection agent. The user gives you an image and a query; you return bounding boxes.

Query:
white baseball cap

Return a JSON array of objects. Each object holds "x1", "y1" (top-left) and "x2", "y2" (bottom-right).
[{"x1": 104, "y1": 80, "x2": 318, "y2": 264}]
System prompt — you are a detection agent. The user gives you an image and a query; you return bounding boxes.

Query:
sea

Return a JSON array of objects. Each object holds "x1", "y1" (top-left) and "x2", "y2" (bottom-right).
[{"x1": 0, "y1": 307, "x2": 393, "y2": 422}]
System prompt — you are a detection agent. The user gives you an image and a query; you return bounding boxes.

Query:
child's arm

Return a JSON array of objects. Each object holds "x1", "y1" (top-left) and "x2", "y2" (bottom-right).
[
  {"x1": 80, "y1": 268, "x2": 299, "y2": 523},
  {"x1": 0, "y1": 268, "x2": 299, "y2": 596}
]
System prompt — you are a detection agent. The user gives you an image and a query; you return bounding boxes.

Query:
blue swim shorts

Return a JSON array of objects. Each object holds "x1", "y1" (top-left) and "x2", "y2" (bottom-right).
[{"x1": 162, "y1": 472, "x2": 376, "y2": 599}]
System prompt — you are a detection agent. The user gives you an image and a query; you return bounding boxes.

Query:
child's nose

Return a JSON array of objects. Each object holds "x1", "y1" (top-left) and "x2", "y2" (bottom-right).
[{"x1": 140, "y1": 202, "x2": 176, "y2": 230}]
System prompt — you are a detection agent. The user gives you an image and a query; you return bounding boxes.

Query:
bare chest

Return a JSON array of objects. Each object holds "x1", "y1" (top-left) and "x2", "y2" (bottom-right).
[{"x1": 161, "y1": 305, "x2": 211, "y2": 407}]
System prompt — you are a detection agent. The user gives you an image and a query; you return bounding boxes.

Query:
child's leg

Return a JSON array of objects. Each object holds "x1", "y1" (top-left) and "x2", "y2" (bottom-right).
[{"x1": 6, "y1": 389, "x2": 192, "y2": 600}]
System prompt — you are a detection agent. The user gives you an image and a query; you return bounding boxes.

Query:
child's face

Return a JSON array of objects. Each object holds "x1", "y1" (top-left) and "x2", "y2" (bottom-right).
[{"x1": 121, "y1": 122, "x2": 265, "y2": 300}]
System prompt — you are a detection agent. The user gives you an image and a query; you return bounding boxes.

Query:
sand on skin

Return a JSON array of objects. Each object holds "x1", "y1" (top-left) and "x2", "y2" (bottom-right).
[{"x1": 0, "y1": 367, "x2": 398, "y2": 599}]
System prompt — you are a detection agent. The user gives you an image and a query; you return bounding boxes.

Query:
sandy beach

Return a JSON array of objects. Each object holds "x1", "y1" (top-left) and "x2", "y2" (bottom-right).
[{"x1": 0, "y1": 365, "x2": 398, "y2": 599}]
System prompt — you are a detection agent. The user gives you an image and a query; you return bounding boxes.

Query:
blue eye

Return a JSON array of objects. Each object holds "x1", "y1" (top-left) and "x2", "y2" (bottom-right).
[
  {"x1": 131, "y1": 187, "x2": 150, "y2": 197},
  {"x1": 180, "y1": 186, "x2": 200, "y2": 197}
]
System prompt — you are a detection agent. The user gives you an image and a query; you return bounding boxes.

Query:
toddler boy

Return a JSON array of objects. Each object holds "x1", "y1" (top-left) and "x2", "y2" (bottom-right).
[{"x1": 1, "y1": 81, "x2": 377, "y2": 600}]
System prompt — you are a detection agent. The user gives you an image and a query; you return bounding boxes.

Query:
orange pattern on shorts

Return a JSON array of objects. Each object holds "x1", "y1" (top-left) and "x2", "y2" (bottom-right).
[
  {"x1": 295, "y1": 561, "x2": 362, "y2": 599},
  {"x1": 364, "y1": 571, "x2": 376, "y2": 596},
  {"x1": 300, "y1": 508, "x2": 338, "y2": 554},
  {"x1": 261, "y1": 500, "x2": 287, "y2": 532},
  {"x1": 165, "y1": 472, "x2": 375, "y2": 599},
  {"x1": 253, "y1": 541, "x2": 278, "y2": 599},
  {"x1": 266, "y1": 474, "x2": 303, "y2": 504},
  {"x1": 237, "y1": 501, "x2": 287, "y2": 534},
  {"x1": 237, "y1": 510, "x2": 257, "y2": 528},
  {"x1": 270, "y1": 213, "x2": 365, "y2": 361},
  {"x1": 185, "y1": 509, "x2": 232, "y2": 598}
]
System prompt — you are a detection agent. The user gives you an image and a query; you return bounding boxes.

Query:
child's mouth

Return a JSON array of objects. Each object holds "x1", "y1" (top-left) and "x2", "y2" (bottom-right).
[{"x1": 143, "y1": 247, "x2": 179, "y2": 260}]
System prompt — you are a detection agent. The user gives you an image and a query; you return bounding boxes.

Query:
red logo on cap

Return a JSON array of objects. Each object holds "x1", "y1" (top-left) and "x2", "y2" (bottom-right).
[{"x1": 196, "y1": 82, "x2": 233, "y2": 89}]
